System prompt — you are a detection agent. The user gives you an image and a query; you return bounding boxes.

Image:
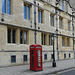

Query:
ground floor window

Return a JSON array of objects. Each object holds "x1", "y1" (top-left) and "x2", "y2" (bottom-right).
[
  {"x1": 44, "y1": 54, "x2": 47, "y2": 60},
  {"x1": 51, "y1": 54, "x2": 53, "y2": 59},
  {"x1": 49, "y1": 35, "x2": 53, "y2": 46},
  {"x1": 11, "y1": 55, "x2": 16, "y2": 63},
  {"x1": 20, "y1": 30, "x2": 27, "y2": 44},
  {"x1": 74, "y1": 40, "x2": 75, "y2": 45},
  {"x1": 8, "y1": 28, "x2": 16, "y2": 43},
  {"x1": 64, "y1": 54, "x2": 66, "y2": 59},
  {"x1": 67, "y1": 38, "x2": 70, "y2": 47},
  {"x1": 41, "y1": 33, "x2": 46, "y2": 45},
  {"x1": 23, "y1": 55, "x2": 27, "y2": 62},
  {"x1": 62, "y1": 37, "x2": 65, "y2": 46},
  {"x1": 69, "y1": 53, "x2": 71, "y2": 58}
]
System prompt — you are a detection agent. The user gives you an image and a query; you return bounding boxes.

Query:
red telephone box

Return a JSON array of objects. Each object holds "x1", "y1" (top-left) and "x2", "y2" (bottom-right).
[{"x1": 30, "y1": 44, "x2": 43, "y2": 71}]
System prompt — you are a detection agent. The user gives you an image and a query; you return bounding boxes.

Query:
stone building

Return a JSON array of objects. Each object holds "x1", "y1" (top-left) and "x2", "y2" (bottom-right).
[{"x1": 0, "y1": 0, "x2": 74, "y2": 67}]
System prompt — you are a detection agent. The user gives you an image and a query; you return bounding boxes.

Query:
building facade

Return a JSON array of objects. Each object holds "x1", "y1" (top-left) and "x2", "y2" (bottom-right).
[{"x1": 0, "y1": 0, "x2": 74, "y2": 67}]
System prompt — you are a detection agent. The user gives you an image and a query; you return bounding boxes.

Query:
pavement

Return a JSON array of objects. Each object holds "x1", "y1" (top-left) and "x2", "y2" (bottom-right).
[{"x1": 0, "y1": 59, "x2": 75, "y2": 75}]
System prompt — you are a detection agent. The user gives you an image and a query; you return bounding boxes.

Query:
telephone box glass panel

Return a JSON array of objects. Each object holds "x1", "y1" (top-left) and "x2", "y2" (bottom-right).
[
  {"x1": 37, "y1": 50, "x2": 41, "y2": 67},
  {"x1": 31, "y1": 50, "x2": 34, "y2": 67}
]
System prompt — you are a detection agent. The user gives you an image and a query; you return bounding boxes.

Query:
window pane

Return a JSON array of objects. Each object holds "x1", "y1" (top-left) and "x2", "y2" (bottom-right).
[
  {"x1": 49, "y1": 35, "x2": 51, "y2": 45},
  {"x1": 59, "y1": 19, "x2": 62, "y2": 29},
  {"x1": 41, "y1": 34, "x2": 43, "y2": 45},
  {"x1": 27, "y1": 6, "x2": 30, "y2": 20},
  {"x1": 74, "y1": 40, "x2": 75, "y2": 45},
  {"x1": 12, "y1": 30, "x2": 16, "y2": 43},
  {"x1": 24, "y1": 32, "x2": 27, "y2": 44},
  {"x1": 20, "y1": 31, "x2": 23, "y2": 44},
  {"x1": 38, "y1": 10, "x2": 39, "y2": 23},
  {"x1": 67, "y1": 38, "x2": 69, "y2": 46},
  {"x1": 44, "y1": 35, "x2": 46, "y2": 45},
  {"x1": 64, "y1": 54, "x2": 66, "y2": 58},
  {"x1": 8, "y1": 29, "x2": 11, "y2": 43},
  {"x1": 44, "y1": 54, "x2": 47, "y2": 60},
  {"x1": 52, "y1": 16, "x2": 54, "y2": 26},
  {"x1": 2, "y1": 0, "x2": 6, "y2": 13},
  {"x1": 62, "y1": 2, "x2": 64, "y2": 10},
  {"x1": 66, "y1": 2, "x2": 68, "y2": 12},
  {"x1": 24, "y1": 5, "x2": 26, "y2": 19},
  {"x1": 51, "y1": 16, "x2": 54, "y2": 26},
  {"x1": 23, "y1": 55, "x2": 27, "y2": 62},
  {"x1": 50, "y1": 16, "x2": 51, "y2": 26},
  {"x1": 7, "y1": 0, "x2": 11, "y2": 14},
  {"x1": 11, "y1": 55, "x2": 16, "y2": 63},
  {"x1": 68, "y1": 22, "x2": 70, "y2": 31},
  {"x1": 69, "y1": 53, "x2": 71, "y2": 58},
  {"x1": 40, "y1": 11, "x2": 42, "y2": 23},
  {"x1": 62, "y1": 37, "x2": 65, "y2": 46},
  {"x1": 51, "y1": 35, "x2": 53, "y2": 45},
  {"x1": 51, "y1": 54, "x2": 53, "y2": 59}
]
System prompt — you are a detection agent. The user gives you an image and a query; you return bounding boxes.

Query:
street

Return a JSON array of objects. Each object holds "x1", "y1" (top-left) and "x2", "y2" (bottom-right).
[{"x1": 48, "y1": 68, "x2": 75, "y2": 75}]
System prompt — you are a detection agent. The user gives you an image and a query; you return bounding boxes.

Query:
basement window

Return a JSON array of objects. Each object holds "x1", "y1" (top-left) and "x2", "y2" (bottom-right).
[{"x1": 11, "y1": 55, "x2": 16, "y2": 63}]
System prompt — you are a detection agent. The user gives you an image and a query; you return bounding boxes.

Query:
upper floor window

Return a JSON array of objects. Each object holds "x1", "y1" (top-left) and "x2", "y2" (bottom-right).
[
  {"x1": 62, "y1": 1, "x2": 64, "y2": 11},
  {"x1": 62, "y1": 37, "x2": 65, "y2": 46},
  {"x1": 2, "y1": 0, "x2": 11, "y2": 14},
  {"x1": 24, "y1": 3, "x2": 30, "y2": 20},
  {"x1": 38, "y1": 9, "x2": 43, "y2": 23},
  {"x1": 20, "y1": 30, "x2": 27, "y2": 44},
  {"x1": 66, "y1": 2, "x2": 68, "y2": 12},
  {"x1": 41, "y1": 33, "x2": 46, "y2": 45},
  {"x1": 49, "y1": 35, "x2": 53, "y2": 46},
  {"x1": 67, "y1": 38, "x2": 70, "y2": 47},
  {"x1": 7, "y1": 28, "x2": 16, "y2": 44},
  {"x1": 59, "y1": 17, "x2": 63, "y2": 29},
  {"x1": 68, "y1": 21, "x2": 70, "y2": 31},
  {"x1": 50, "y1": 15, "x2": 54, "y2": 27}
]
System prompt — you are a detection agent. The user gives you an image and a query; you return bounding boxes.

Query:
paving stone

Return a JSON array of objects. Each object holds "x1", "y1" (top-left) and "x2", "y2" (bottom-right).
[{"x1": 0, "y1": 59, "x2": 75, "y2": 75}]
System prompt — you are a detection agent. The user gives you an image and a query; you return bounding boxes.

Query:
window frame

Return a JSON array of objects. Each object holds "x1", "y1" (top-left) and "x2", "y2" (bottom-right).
[
  {"x1": 59, "y1": 17, "x2": 63, "y2": 29},
  {"x1": 68, "y1": 21, "x2": 70, "y2": 31},
  {"x1": 69, "y1": 53, "x2": 71, "y2": 58},
  {"x1": 20, "y1": 30, "x2": 27, "y2": 44},
  {"x1": 23, "y1": 55, "x2": 28, "y2": 62},
  {"x1": 65, "y1": 2, "x2": 68, "y2": 12},
  {"x1": 50, "y1": 14, "x2": 54, "y2": 27},
  {"x1": 67, "y1": 38, "x2": 70, "y2": 47},
  {"x1": 2, "y1": 0, "x2": 11, "y2": 15},
  {"x1": 44, "y1": 54, "x2": 47, "y2": 60},
  {"x1": 7, "y1": 28, "x2": 16, "y2": 44},
  {"x1": 38, "y1": 9, "x2": 43, "y2": 23},
  {"x1": 64, "y1": 54, "x2": 66, "y2": 59},
  {"x1": 62, "y1": 37, "x2": 65, "y2": 46},
  {"x1": 49, "y1": 35, "x2": 53, "y2": 46},
  {"x1": 41, "y1": 33, "x2": 46, "y2": 45},
  {"x1": 24, "y1": 3, "x2": 30, "y2": 20},
  {"x1": 62, "y1": 1, "x2": 64, "y2": 11},
  {"x1": 11, "y1": 55, "x2": 16, "y2": 63}
]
